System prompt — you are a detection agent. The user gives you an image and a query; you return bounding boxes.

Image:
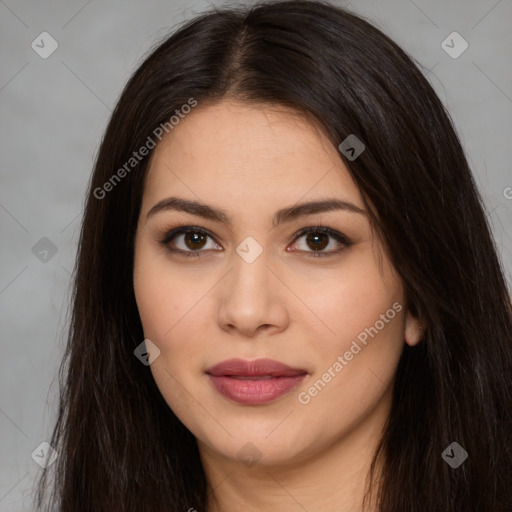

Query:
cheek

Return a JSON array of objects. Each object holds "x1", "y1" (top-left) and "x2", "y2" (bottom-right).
[
  {"x1": 300, "y1": 251, "x2": 404, "y2": 356},
  {"x1": 298, "y1": 270, "x2": 405, "y2": 419},
  {"x1": 133, "y1": 252, "x2": 206, "y2": 417},
  {"x1": 134, "y1": 243, "x2": 199, "y2": 339},
  {"x1": 133, "y1": 245, "x2": 212, "y2": 384},
  {"x1": 293, "y1": 249, "x2": 406, "y2": 414}
]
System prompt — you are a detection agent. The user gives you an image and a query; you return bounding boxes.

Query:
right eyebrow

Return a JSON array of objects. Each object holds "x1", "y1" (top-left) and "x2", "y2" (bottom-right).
[{"x1": 146, "y1": 196, "x2": 366, "y2": 228}]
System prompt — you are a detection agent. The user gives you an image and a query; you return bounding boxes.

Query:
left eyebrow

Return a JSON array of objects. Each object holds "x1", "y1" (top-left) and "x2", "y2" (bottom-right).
[{"x1": 145, "y1": 196, "x2": 366, "y2": 228}]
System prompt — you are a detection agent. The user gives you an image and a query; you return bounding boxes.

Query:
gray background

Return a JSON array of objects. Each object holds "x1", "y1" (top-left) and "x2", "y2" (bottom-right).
[{"x1": 1, "y1": 0, "x2": 511, "y2": 509}]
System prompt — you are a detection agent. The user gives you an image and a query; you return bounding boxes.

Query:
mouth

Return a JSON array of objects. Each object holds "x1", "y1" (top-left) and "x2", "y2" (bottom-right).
[{"x1": 206, "y1": 358, "x2": 308, "y2": 405}]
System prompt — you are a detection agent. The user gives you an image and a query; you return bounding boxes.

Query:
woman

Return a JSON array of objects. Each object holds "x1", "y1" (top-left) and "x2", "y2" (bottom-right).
[{"x1": 35, "y1": 1, "x2": 512, "y2": 510}]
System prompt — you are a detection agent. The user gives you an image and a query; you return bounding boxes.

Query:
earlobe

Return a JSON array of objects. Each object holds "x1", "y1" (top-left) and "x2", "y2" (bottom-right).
[{"x1": 404, "y1": 310, "x2": 424, "y2": 346}]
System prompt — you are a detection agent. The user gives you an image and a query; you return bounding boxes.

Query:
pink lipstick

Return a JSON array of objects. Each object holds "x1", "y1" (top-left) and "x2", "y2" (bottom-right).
[{"x1": 206, "y1": 358, "x2": 307, "y2": 405}]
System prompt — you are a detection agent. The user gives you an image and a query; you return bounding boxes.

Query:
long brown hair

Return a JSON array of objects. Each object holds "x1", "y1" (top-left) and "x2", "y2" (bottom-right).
[{"x1": 35, "y1": 1, "x2": 512, "y2": 510}]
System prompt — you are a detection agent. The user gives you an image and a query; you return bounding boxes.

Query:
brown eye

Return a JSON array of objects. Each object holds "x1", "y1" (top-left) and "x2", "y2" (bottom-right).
[
  {"x1": 160, "y1": 226, "x2": 221, "y2": 257},
  {"x1": 291, "y1": 226, "x2": 351, "y2": 256},
  {"x1": 183, "y1": 231, "x2": 208, "y2": 250},
  {"x1": 160, "y1": 225, "x2": 351, "y2": 259},
  {"x1": 305, "y1": 232, "x2": 329, "y2": 251}
]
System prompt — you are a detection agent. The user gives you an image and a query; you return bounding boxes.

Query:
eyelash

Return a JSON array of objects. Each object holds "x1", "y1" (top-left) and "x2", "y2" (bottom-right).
[{"x1": 158, "y1": 224, "x2": 352, "y2": 258}]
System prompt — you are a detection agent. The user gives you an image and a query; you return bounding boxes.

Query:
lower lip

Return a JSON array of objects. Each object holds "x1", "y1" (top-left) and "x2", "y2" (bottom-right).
[{"x1": 208, "y1": 374, "x2": 307, "y2": 405}]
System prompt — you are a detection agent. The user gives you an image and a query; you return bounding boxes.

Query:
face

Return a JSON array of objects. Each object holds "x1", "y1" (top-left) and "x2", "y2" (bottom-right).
[{"x1": 133, "y1": 99, "x2": 421, "y2": 469}]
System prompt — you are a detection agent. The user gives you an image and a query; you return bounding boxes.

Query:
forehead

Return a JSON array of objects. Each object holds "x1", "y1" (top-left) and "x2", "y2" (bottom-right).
[{"x1": 142, "y1": 99, "x2": 364, "y2": 212}]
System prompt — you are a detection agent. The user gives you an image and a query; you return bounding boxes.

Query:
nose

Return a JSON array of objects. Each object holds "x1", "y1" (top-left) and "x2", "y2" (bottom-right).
[{"x1": 217, "y1": 246, "x2": 289, "y2": 338}]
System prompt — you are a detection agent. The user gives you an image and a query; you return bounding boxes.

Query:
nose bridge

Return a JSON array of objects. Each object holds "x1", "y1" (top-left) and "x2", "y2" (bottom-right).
[
  {"x1": 228, "y1": 239, "x2": 271, "y2": 304},
  {"x1": 218, "y1": 237, "x2": 286, "y2": 334}
]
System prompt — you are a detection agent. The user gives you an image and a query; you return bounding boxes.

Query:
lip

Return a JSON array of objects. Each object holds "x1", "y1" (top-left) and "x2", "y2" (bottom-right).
[{"x1": 206, "y1": 358, "x2": 307, "y2": 405}]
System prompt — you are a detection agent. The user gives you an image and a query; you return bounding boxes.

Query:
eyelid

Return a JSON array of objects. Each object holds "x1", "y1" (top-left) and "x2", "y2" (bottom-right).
[
  {"x1": 288, "y1": 226, "x2": 351, "y2": 257},
  {"x1": 158, "y1": 225, "x2": 219, "y2": 257},
  {"x1": 158, "y1": 224, "x2": 351, "y2": 257}
]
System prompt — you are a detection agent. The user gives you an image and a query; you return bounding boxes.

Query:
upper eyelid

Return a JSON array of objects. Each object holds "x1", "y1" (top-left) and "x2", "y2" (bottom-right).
[{"x1": 161, "y1": 225, "x2": 349, "y2": 251}]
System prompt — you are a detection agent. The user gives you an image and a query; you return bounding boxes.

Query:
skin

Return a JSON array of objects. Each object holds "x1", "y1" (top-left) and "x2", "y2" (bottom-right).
[{"x1": 133, "y1": 99, "x2": 422, "y2": 512}]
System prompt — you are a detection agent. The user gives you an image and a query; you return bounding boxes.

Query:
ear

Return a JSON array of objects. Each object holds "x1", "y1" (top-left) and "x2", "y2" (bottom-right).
[{"x1": 404, "y1": 309, "x2": 423, "y2": 346}]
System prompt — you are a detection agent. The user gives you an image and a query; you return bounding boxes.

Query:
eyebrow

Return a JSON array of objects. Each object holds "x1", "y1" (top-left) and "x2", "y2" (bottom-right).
[{"x1": 146, "y1": 196, "x2": 366, "y2": 227}]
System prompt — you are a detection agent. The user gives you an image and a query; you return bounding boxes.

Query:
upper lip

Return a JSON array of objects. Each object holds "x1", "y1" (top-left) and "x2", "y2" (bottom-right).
[{"x1": 206, "y1": 358, "x2": 307, "y2": 377}]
